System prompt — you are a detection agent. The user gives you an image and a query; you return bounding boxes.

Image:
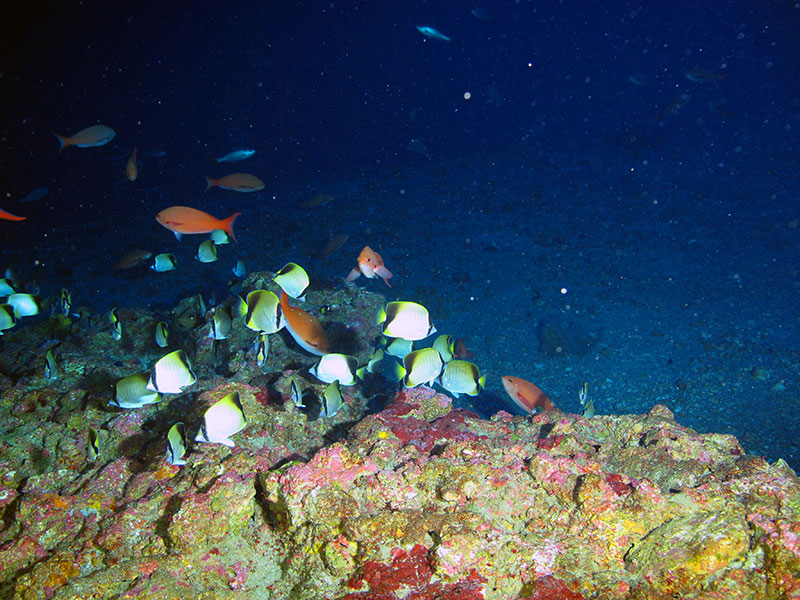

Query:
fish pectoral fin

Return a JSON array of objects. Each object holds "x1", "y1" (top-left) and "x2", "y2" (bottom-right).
[{"x1": 173, "y1": 232, "x2": 183, "y2": 241}]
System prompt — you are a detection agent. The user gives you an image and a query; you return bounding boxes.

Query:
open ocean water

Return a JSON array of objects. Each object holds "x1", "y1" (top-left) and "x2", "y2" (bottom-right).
[{"x1": 1, "y1": 2, "x2": 798, "y2": 467}]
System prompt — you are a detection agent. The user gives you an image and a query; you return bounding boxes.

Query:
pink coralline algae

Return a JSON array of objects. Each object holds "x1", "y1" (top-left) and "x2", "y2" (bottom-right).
[{"x1": 4, "y1": 371, "x2": 800, "y2": 599}]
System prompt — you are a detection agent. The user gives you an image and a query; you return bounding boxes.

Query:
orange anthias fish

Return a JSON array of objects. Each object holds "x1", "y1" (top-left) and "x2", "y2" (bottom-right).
[
  {"x1": 155, "y1": 206, "x2": 241, "y2": 242},
  {"x1": 53, "y1": 124, "x2": 116, "y2": 152},
  {"x1": 345, "y1": 246, "x2": 393, "y2": 287},
  {"x1": 279, "y1": 290, "x2": 330, "y2": 356},
  {"x1": 126, "y1": 147, "x2": 138, "y2": 182},
  {"x1": 501, "y1": 375, "x2": 555, "y2": 413},
  {"x1": 204, "y1": 173, "x2": 265, "y2": 193},
  {"x1": 0, "y1": 208, "x2": 26, "y2": 221}
]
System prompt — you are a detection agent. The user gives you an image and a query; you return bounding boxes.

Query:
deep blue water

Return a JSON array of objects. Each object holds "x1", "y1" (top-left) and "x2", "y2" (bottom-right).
[{"x1": 1, "y1": 2, "x2": 799, "y2": 467}]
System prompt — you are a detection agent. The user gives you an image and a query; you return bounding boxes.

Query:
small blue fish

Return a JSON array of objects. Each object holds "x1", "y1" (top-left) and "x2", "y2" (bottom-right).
[
  {"x1": 19, "y1": 187, "x2": 49, "y2": 204},
  {"x1": 217, "y1": 149, "x2": 255, "y2": 163},
  {"x1": 416, "y1": 26, "x2": 451, "y2": 42}
]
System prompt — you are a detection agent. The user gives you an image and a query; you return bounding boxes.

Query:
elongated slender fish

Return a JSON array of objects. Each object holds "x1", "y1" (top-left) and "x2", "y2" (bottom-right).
[
  {"x1": 416, "y1": 26, "x2": 450, "y2": 41},
  {"x1": 217, "y1": 149, "x2": 255, "y2": 163},
  {"x1": 0, "y1": 208, "x2": 26, "y2": 221},
  {"x1": 204, "y1": 173, "x2": 265, "y2": 193}
]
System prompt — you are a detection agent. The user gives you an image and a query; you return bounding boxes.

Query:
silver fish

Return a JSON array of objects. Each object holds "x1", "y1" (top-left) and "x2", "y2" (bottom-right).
[{"x1": 217, "y1": 149, "x2": 255, "y2": 163}]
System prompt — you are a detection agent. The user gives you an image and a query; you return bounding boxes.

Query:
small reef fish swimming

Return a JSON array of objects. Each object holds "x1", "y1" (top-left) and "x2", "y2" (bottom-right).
[
  {"x1": 656, "y1": 93, "x2": 691, "y2": 124},
  {"x1": 204, "y1": 173, "x2": 265, "y2": 193},
  {"x1": 111, "y1": 372, "x2": 163, "y2": 409},
  {"x1": 18, "y1": 187, "x2": 49, "y2": 204},
  {"x1": 320, "y1": 381, "x2": 344, "y2": 417},
  {"x1": 685, "y1": 67, "x2": 727, "y2": 83},
  {"x1": 217, "y1": 149, "x2": 255, "y2": 163},
  {"x1": 345, "y1": 246, "x2": 393, "y2": 287},
  {"x1": 165, "y1": 422, "x2": 187, "y2": 466},
  {"x1": 155, "y1": 321, "x2": 169, "y2": 348},
  {"x1": 156, "y1": 206, "x2": 241, "y2": 242},
  {"x1": 274, "y1": 263, "x2": 310, "y2": 299},
  {"x1": 416, "y1": 26, "x2": 450, "y2": 41},
  {"x1": 0, "y1": 208, "x2": 26, "y2": 221},
  {"x1": 377, "y1": 301, "x2": 436, "y2": 341},
  {"x1": 501, "y1": 375, "x2": 555, "y2": 413},
  {"x1": 196, "y1": 240, "x2": 218, "y2": 263},
  {"x1": 438, "y1": 359, "x2": 485, "y2": 397},
  {"x1": 151, "y1": 253, "x2": 177, "y2": 272},
  {"x1": 126, "y1": 147, "x2": 138, "y2": 181},
  {"x1": 53, "y1": 124, "x2": 116, "y2": 151},
  {"x1": 146, "y1": 349, "x2": 197, "y2": 394},
  {"x1": 244, "y1": 290, "x2": 282, "y2": 334},
  {"x1": 280, "y1": 290, "x2": 330, "y2": 356},
  {"x1": 299, "y1": 193, "x2": 334, "y2": 208},
  {"x1": 114, "y1": 249, "x2": 152, "y2": 271},
  {"x1": 396, "y1": 347, "x2": 444, "y2": 388},
  {"x1": 309, "y1": 353, "x2": 358, "y2": 386},
  {"x1": 195, "y1": 392, "x2": 247, "y2": 447}
]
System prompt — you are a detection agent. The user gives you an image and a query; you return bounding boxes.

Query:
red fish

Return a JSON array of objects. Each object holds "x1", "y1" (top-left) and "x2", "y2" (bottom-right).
[
  {"x1": 345, "y1": 246, "x2": 393, "y2": 287},
  {"x1": 204, "y1": 173, "x2": 265, "y2": 193},
  {"x1": 501, "y1": 375, "x2": 555, "y2": 413},
  {"x1": 279, "y1": 290, "x2": 330, "y2": 356},
  {"x1": 155, "y1": 206, "x2": 240, "y2": 242},
  {"x1": 126, "y1": 147, "x2": 138, "y2": 182},
  {"x1": 0, "y1": 208, "x2": 26, "y2": 221}
]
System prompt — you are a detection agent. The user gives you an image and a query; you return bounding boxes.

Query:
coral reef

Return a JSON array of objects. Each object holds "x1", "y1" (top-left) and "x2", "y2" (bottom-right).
[{"x1": 1, "y1": 279, "x2": 800, "y2": 599}]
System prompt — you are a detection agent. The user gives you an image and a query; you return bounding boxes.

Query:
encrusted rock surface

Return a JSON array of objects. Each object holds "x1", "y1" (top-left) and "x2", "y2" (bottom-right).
[{"x1": 3, "y1": 382, "x2": 800, "y2": 599}]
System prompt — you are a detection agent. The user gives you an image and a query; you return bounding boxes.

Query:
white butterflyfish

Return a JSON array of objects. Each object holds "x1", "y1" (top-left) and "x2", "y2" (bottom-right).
[
  {"x1": 320, "y1": 380, "x2": 344, "y2": 417},
  {"x1": 384, "y1": 336, "x2": 413, "y2": 359},
  {"x1": 232, "y1": 260, "x2": 247, "y2": 278},
  {"x1": 6, "y1": 293, "x2": 40, "y2": 318},
  {"x1": 87, "y1": 428, "x2": 100, "y2": 461},
  {"x1": 44, "y1": 349, "x2": 58, "y2": 380},
  {"x1": 274, "y1": 262, "x2": 310, "y2": 299},
  {"x1": 395, "y1": 347, "x2": 444, "y2": 388},
  {"x1": 255, "y1": 333, "x2": 269, "y2": 367},
  {"x1": 109, "y1": 308, "x2": 122, "y2": 341},
  {"x1": 196, "y1": 240, "x2": 218, "y2": 263},
  {"x1": 0, "y1": 278, "x2": 15, "y2": 296},
  {"x1": 0, "y1": 304, "x2": 16, "y2": 334},
  {"x1": 433, "y1": 334, "x2": 455, "y2": 363},
  {"x1": 309, "y1": 353, "x2": 358, "y2": 386},
  {"x1": 209, "y1": 229, "x2": 231, "y2": 245},
  {"x1": 209, "y1": 306, "x2": 233, "y2": 340},
  {"x1": 244, "y1": 290, "x2": 282, "y2": 333},
  {"x1": 377, "y1": 301, "x2": 436, "y2": 341},
  {"x1": 438, "y1": 359, "x2": 486, "y2": 397},
  {"x1": 166, "y1": 422, "x2": 188, "y2": 465},
  {"x1": 290, "y1": 376, "x2": 305, "y2": 408},
  {"x1": 155, "y1": 321, "x2": 169, "y2": 348},
  {"x1": 195, "y1": 392, "x2": 247, "y2": 447},
  {"x1": 151, "y1": 253, "x2": 177, "y2": 272},
  {"x1": 146, "y1": 350, "x2": 196, "y2": 394},
  {"x1": 112, "y1": 372, "x2": 163, "y2": 408}
]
